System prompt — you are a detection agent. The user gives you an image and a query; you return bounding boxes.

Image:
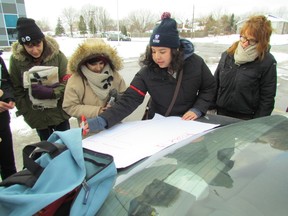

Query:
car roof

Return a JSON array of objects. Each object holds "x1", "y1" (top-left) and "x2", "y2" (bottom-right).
[{"x1": 97, "y1": 114, "x2": 288, "y2": 216}]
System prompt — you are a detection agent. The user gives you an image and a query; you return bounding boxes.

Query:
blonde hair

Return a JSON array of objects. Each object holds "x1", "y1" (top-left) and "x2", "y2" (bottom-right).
[{"x1": 228, "y1": 15, "x2": 273, "y2": 61}]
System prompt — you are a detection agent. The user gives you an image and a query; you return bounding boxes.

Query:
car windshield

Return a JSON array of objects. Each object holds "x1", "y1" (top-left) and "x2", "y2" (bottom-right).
[{"x1": 97, "y1": 115, "x2": 288, "y2": 216}]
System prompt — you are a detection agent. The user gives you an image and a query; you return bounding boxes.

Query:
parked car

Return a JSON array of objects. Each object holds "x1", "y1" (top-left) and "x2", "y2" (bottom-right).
[
  {"x1": 107, "y1": 33, "x2": 131, "y2": 41},
  {"x1": 96, "y1": 114, "x2": 288, "y2": 216}
]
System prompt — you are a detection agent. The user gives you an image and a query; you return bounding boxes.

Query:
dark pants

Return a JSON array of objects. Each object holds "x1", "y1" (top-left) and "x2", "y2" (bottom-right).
[
  {"x1": 0, "y1": 111, "x2": 17, "y2": 180},
  {"x1": 36, "y1": 120, "x2": 70, "y2": 141}
]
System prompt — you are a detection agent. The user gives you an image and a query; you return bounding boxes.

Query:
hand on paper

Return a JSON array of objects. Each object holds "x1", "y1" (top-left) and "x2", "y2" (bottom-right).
[{"x1": 182, "y1": 110, "x2": 198, "y2": 120}]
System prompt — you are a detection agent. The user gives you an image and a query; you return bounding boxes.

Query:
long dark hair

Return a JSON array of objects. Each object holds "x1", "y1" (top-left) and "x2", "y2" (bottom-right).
[{"x1": 139, "y1": 45, "x2": 184, "y2": 73}]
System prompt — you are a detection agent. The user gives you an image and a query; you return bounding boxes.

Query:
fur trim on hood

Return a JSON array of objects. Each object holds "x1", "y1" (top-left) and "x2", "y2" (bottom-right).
[
  {"x1": 11, "y1": 36, "x2": 61, "y2": 62},
  {"x1": 68, "y1": 38, "x2": 123, "y2": 74}
]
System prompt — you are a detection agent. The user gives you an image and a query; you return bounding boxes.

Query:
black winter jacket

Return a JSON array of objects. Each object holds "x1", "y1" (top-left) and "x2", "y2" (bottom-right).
[
  {"x1": 0, "y1": 56, "x2": 14, "y2": 128},
  {"x1": 0, "y1": 57, "x2": 14, "y2": 103},
  {"x1": 100, "y1": 39, "x2": 216, "y2": 128},
  {"x1": 214, "y1": 51, "x2": 277, "y2": 118}
]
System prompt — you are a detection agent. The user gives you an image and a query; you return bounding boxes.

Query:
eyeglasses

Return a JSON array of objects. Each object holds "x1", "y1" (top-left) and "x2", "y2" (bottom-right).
[{"x1": 240, "y1": 36, "x2": 258, "y2": 45}]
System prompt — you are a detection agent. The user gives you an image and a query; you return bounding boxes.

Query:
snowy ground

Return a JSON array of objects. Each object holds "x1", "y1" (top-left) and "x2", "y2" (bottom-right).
[{"x1": 2, "y1": 34, "x2": 288, "y2": 170}]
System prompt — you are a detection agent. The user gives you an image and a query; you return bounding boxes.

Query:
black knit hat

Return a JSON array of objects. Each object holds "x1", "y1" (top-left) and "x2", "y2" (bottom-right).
[
  {"x1": 149, "y1": 12, "x2": 180, "y2": 48},
  {"x1": 16, "y1": 17, "x2": 44, "y2": 44}
]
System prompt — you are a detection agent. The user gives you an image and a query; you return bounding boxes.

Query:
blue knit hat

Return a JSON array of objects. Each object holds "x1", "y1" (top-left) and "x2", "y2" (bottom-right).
[{"x1": 149, "y1": 12, "x2": 180, "y2": 48}]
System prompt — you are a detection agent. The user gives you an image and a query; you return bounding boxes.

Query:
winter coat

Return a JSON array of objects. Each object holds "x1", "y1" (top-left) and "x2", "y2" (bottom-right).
[
  {"x1": 214, "y1": 51, "x2": 277, "y2": 119},
  {"x1": 9, "y1": 36, "x2": 70, "y2": 129},
  {"x1": 0, "y1": 57, "x2": 14, "y2": 103},
  {"x1": 100, "y1": 39, "x2": 216, "y2": 128},
  {"x1": 0, "y1": 56, "x2": 14, "y2": 128},
  {"x1": 62, "y1": 38, "x2": 127, "y2": 120}
]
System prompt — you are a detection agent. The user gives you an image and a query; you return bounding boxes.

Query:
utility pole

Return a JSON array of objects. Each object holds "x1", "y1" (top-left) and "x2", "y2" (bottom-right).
[
  {"x1": 191, "y1": 4, "x2": 195, "y2": 39},
  {"x1": 116, "y1": 0, "x2": 120, "y2": 45}
]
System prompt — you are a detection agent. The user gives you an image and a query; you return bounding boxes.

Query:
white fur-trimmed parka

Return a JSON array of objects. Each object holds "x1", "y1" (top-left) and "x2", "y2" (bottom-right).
[{"x1": 62, "y1": 38, "x2": 127, "y2": 120}]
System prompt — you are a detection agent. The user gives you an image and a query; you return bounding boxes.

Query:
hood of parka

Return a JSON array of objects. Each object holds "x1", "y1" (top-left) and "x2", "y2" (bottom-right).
[{"x1": 67, "y1": 38, "x2": 123, "y2": 75}]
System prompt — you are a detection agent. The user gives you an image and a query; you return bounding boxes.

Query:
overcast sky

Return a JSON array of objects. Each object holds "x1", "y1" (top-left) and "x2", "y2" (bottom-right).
[{"x1": 24, "y1": 0, "x2": 287, "y2": 26}]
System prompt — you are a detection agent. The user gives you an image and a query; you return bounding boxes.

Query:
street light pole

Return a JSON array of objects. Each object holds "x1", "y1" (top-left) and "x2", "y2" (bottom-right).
[
  {"x1": 191, "y1": 4, "x2": 195, "y2": 39},
  {"x1": 117, "y1": 0, "x2": 120, "y2": 44}
]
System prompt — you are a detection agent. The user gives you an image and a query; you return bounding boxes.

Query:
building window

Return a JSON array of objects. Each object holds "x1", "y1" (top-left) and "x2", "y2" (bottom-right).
[
  {"x1": 4, "y1": 15, "x2": 18, "y2": 45},
  {"x1": 4, "y1": 14, "x2": 18, "y2": 28},
  {"x1": 2, "y1": 3, "x2": 17, "y2": 14}
]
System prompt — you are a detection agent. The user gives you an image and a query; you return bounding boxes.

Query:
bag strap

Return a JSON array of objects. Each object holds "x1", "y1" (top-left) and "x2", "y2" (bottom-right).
[
  {"x1": 0, "y1": 141, "x2": 67, "y2": 187},
  {"x1": 23, "y1": 141, "x2": 67, "y2": 178},
  {"x1": 165, "y1": 70, "x2": 183, "y2": 116},
  {"x1": 142, "y1": 97, "x2": 152, "y2": 120}
]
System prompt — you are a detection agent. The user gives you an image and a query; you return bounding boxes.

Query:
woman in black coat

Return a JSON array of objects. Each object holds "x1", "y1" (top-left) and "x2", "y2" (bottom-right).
[
  {"x1": 84, "y1": 12, "x2": 216, "y2": 133},
  {"x1": 214, "y1": 15, "x2": 277, "y2": 120}
]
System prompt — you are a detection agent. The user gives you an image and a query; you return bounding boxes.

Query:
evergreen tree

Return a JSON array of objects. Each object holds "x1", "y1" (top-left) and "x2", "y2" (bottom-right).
[
  {"x1": 78, "y1": 15, "x2": 87, "y2": 35},
  {"x1": 55, "y1": 18, "x2": 65, "y2": 36},
  {"x1": 89, "y1": 18, "x2": 96, "y2": 36},
  {"x1": 205, "y1": 15, "x2": 218, "y2": 35},
  {"x1": 220, "y1": 15, "x2": 230, "y2": 33},
  {"x1": 121, "y1": 25, "x2": 128, "y2": 36},
  {"x1": 229, "y1": 14, "x2": 236, "y2": 33}
]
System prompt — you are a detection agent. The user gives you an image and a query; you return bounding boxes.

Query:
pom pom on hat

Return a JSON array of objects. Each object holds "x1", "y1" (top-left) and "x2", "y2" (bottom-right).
[
  {"x1": 16, "y1": 17, "x2": 44, "y2": 45},
  {"x1": 161, "y1": 12, "x2": 171, "y2": 19},
  {"x1": 150, "y1": 12, "x2": 180, "y2": 48}
]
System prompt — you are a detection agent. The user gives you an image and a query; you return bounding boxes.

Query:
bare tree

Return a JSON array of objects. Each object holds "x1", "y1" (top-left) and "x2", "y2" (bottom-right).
[
  {"x1": 62, "y1": 7, "x2": 78, "y2": 37},
  {"x1": 80, "y1": 5, "x2": 113, "y2": 33},
  {"x1": 126, "y1": 10, "x2": 158, "y2": 33},
  {"x1": 97, "y1": 8, "x2": 114, "y2": 33},
  {"x1": 80, "y1": 4, "x2": 93, "y2": 28},
  {"x1": 36, "y1": 18, "x2": 51, "y2": 32}
]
